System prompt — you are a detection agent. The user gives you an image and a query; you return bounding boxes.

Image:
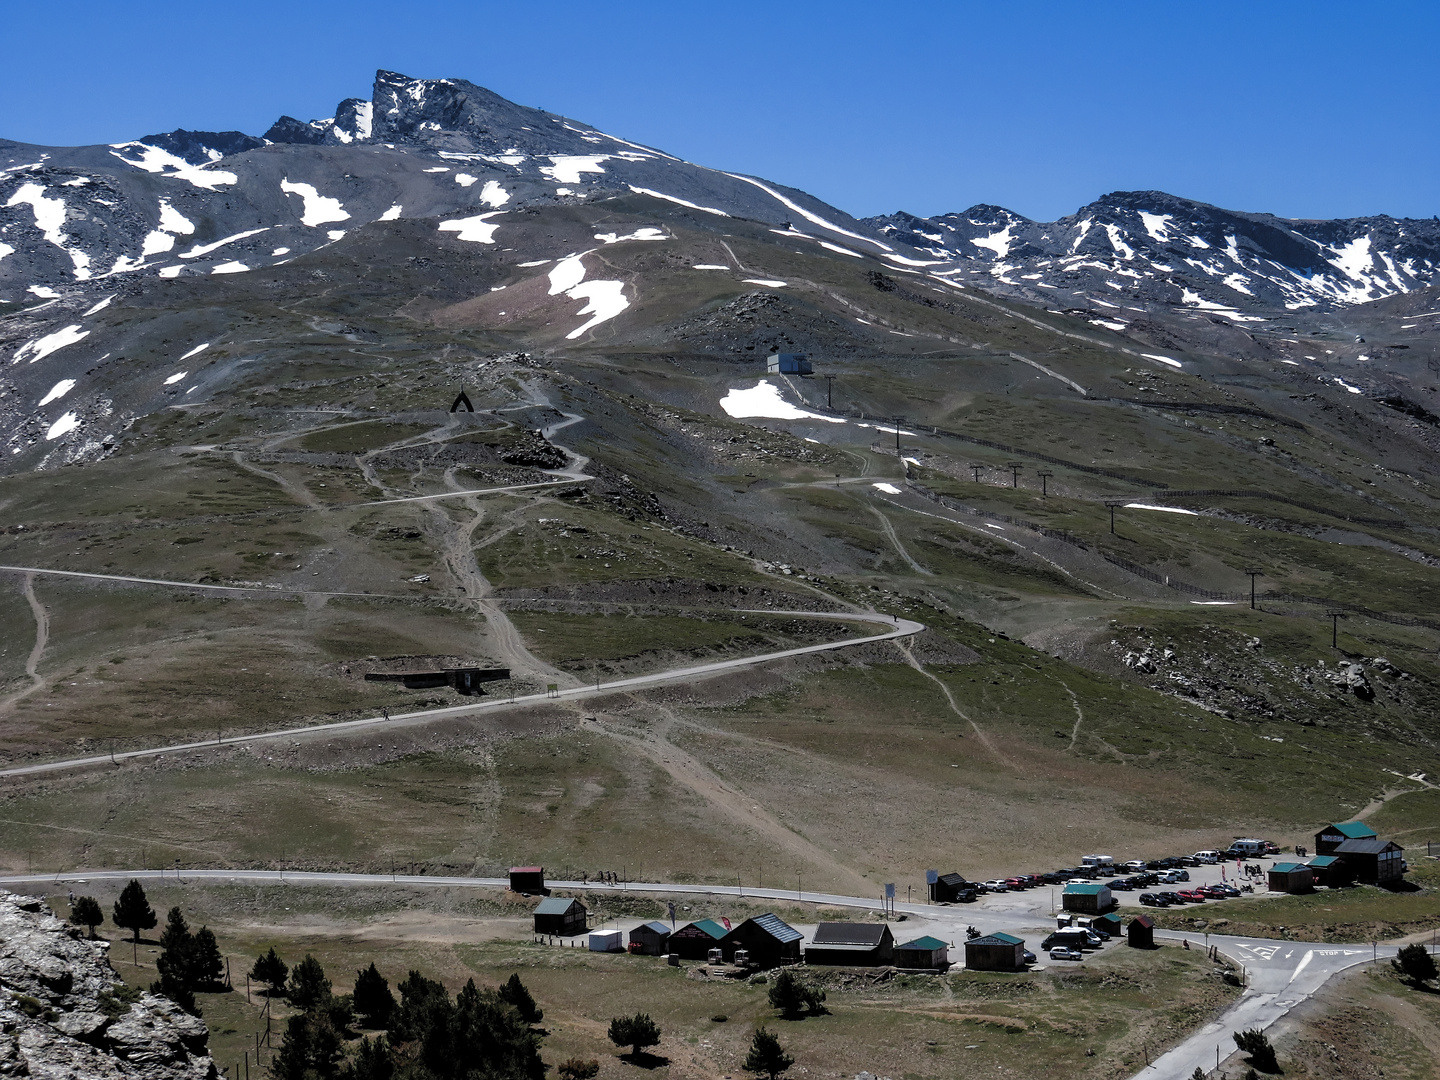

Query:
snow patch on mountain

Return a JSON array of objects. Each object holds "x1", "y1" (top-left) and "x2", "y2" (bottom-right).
[
  {"x1": 280, "y1": 180, "x2": 351, "y2": 227},
  {"x1": 14, "y1": 325, "x2": 89, "y2": 365},
  {"x1": 438, "y1": 212, "x2": 505, "y2": 243},
  {"x1": 108, "y1": 142, "x2": 237, "y2": 189}
]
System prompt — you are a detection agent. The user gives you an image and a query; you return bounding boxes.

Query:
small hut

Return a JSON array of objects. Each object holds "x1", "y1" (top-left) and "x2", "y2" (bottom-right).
[
  {"x1": 1090, "y1": 912, "x2": 1123, "y2": 939},
  {"x1": 533, "y1": 897, "x2": 587, "y2": 936},
  {"x1": 805, "y1": 923, "x2": 894, "y2": 967},
  {"x1": 669, "y1": 919, "x2": 728, "y2": 960},
  {"x1": 1267, "y1": 862, "x2": 1314, "y2": 894},
  {"x1": 629, "y1": 921, "x2": 672, "y2": 956},
  {"x1": 721, "y1": 914, "x2": 803, "y2": 968},
  {"x1": 1127, "y1": 915, "x2": 1155, "y2": 949},
  {"x1": 929, "y1": 872, "x2": 974, "y2": 903},
  {"x1": 1305, "y1": 854, "x2": 1353, "y2": 888},
  {"x1": 964, "y1": 932, "x2": 1026, "y2": 972},
  {"x1": 1333, "y1": 838, "x2": 1405, "y2": 884},
  {"x1": 1314, "y1": 821, "x2": 1376, "y2": 856},
  {"x1": 508, "y1": 867, "x2": 546, "y2": 895},
  {"x1": 894, "y1": 935, "x2": 950, "y2": 970},
  {"x1": 1062, "y1": 883, "x2": 1116, "y2": 914}
]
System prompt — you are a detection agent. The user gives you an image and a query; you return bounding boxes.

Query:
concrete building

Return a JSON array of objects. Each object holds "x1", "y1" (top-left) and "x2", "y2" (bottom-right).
[
  {"x1": 766, "y1": 352, "x2": 812, "y2": 375},
  {"x1": 964, "y1": 932, "x2": 1027, "y2": 972},
  {"x1": 805, "y1": 923, "x2": 894, "y2": 967}
]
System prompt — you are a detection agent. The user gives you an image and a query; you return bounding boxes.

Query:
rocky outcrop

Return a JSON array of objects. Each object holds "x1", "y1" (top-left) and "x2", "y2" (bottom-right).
[{"x1": 0, "y1": 892, "x2": 215, "y2": 1079}]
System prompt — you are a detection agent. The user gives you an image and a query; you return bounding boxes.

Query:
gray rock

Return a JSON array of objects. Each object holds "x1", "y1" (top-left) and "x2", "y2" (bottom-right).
[{"x1": 0, "y1": 891, "x2": 215, "y2": 1080}]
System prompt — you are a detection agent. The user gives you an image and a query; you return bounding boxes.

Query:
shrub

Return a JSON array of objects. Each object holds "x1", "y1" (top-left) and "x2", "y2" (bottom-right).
[{"x1": 607, "y1": 1013, "x2": 661, "y2": 1057}]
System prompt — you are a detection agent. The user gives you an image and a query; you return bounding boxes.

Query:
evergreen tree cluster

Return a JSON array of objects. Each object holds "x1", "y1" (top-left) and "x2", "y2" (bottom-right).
[
  {"x1": 263, "y1": 950, "x2": 546, "y2": 1080},
  {"x1": 152, "y1": 906, "x2": 226, "y2": 1015}
]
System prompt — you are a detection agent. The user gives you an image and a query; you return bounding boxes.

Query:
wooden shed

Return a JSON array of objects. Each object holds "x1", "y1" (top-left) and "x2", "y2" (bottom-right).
[
  {"x1": 894, "y1": 935, "x2": 950, "y2": 970},
  {"x1": 1090, "y1": 912, "x2": 1123, "y2": 938},
  {"x1": 1333, "y1": 838, "x2": 1405, "y2": 884},
  {"x1": 629, "y1": 920, "x2": 672, "y2": 956},
  {"x1": 805, "y1": 923, "x2": 894, "y2": 967},
  {"x1": 1062, "y1": 883, "x2": 1116, "y2": 914},
  {"x1": 1305, "y1": 854, "x2": 1353, "y2": 888},
  {"x1": 1127, "y1": 915, "x2": 1155, "y2": 949},
  {"x1": 722, "y1": 913, "x2": 803, "y2": 968},
  {"x1": 508, "y1": 867, "x2": 547, "y2": 895},
  {"x1": 533, "y1": 896, "x2": 587, "y2": 936},
  {"x1": 929, "y1": 872, "x2": 975, "y2": 903},
  {"x1": 964, "y1": 932, "x2": 1026, "y2": 972},
  {"x1": 669, "y1": 919, "x2": 728, "y2": 960},
  {"x1": 1314, "y1": 821, "x2": 1376, "y2": 856},
  {"x1": 1267, "y1": 862, "x2": 1314, "y2": 894}
]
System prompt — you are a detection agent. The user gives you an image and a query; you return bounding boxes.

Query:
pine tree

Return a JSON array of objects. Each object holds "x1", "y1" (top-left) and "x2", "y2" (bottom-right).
[
  {"x1": 191, "y1": 927, "x2": 225, "y2": 989},
  {"x1": 743, "y1": 1026, "x2": 794, "y2": 1080},
  {"x1": 607, "y1": 1013, "x2": 660, "y2": 1058},
  {"x1": 1393, "y1": 943, "x2": 1439, "y2": 987},
  {"x1": 250, "y1": 947, "x2": 288, "y2": 996},
  {"x1": 767, "y1": 969, "x2": 825, "y2": 1018},
  {"x1": 68, "y1": 896, "x2": 103, "y2": 938},
  {"x1": 345, "y1": 1035, "x2": 395, "y2": 1080},
  {"x1": 112, "y1": 880, "x2": 156, "y2": 944},
  {"x1": 289, "y1": 954, "x2": 332, "y2": 1011},
  {"x1": 1233, "y1": 1028, "x2": 1278, "y2": 1073},
  {"x1": 497, "y1": 972, "x2": 543, "y2": 1024},
  {"x1": 353, "y1": 963, "x2": 395, "y2": 1028},
  {"x1": 155, "y1": 907, "x2": 196, "y2": 998},
  {"x1": 273, "y1": 1011, "x2": 343, "y2": 1080}
]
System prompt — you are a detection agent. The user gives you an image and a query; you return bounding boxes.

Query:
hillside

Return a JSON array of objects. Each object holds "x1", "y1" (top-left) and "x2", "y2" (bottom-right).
[{"x1": 0, "y1": 70, "x2": 1438, "y2": 894}]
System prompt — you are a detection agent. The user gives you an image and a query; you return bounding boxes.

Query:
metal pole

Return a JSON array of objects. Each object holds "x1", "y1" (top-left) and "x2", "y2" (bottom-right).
[
  {"x1": 1109, "y1": 504, "x2": 1116, "y2": 533},
  {"x1": 970, "y1": 464, "x2": 982, "y2": 483},
  {"x1": 894, "y1": 418, "x2": 902, "y2": 452},
  {"x1": 825, "y1": 375, "x2": 835, "y2": 410}
]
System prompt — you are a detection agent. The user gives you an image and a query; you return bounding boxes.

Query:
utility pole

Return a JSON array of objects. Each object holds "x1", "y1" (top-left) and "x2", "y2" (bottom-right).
[
  {"x1": 824, "y1": 374, "x2": 836, "y2": 410},
  {"x1": 1105, "y1": 500, "x2": 1123, "y2": 534},
  {"x1": 1244, "y1": 567, "x2": 1263, "y2": 609},
  {"x1": 969, "y1": 463, "x2": 983, "y2": 484},
  {"x1": 1326, "y1": 609, "x2": 1347, "y2": 649},
  {"x1": 893, "y1": 417, "x2": 903, "y2": 452},
  {"x1": 1007, "y1": 462, "x2": 1023, "y2": 488},
  {"x1": 1037, "y1": 469, "x2": 1053, "y2": 496}
]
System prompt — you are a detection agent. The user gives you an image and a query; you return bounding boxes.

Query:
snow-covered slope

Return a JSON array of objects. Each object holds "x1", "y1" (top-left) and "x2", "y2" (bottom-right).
[
  {"x1": 0, "y1": 70, "x2": 891, "y2": 296},
  {"x1": 866, "y1": 191, "x2": 1440, "y2": 317}
]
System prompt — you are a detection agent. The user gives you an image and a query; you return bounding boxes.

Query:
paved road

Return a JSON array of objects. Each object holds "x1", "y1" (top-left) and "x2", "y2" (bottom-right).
[{"x1": 0, "y1": 611, "x2": 922, "y2": 780}]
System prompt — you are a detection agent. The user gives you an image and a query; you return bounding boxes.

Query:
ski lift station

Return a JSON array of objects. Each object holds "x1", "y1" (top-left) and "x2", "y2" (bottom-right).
[{"x1": 766, "y1": 352, "x2": 811, "y2": 374}]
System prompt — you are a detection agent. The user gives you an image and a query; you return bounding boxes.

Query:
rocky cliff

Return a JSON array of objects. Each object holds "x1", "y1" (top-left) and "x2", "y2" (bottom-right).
[{"x1": 0, "y1": 891, "x2": 214, "y2": 1079}]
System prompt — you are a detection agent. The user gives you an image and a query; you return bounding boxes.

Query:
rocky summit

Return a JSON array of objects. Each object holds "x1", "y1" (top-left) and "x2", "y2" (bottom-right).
[{"x1": 0, "y1": 892, "x2": 213, "y2": 1079}]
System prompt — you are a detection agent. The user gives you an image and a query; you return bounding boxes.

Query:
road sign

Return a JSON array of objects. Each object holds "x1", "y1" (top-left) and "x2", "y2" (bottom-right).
[
  {"x1": 885, "y1": 883, "x2": 895, "y2": 899},
  {"x1": 925, "y1": 870, "x2": 938, "y2": 884}
]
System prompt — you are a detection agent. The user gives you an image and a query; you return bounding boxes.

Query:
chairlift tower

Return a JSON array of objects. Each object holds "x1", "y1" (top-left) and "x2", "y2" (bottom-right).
[
  {"x1": 969, "y1": 463, "x2": 984, "y2": 483},
  {"x1": 1103, "y1": 500, "x2": 1125, "y2": 534},
  {"x1": 1006, "y1": 462, "x2": 1023, "y2": 488},
  {"x1": 1325, "y1": 609, "x2": 1347, "y2": 649},
  {"x1": 1244, "y1": 567, "x2": 1263, "y2": 610},
  {"x1": 1037, "y1": 469, "x2": 1054, "y2": 496}
]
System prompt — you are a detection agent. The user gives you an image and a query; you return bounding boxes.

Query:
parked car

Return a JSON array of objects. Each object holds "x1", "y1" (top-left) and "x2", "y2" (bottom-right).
[
  {"x1": 1004, "y1": 877, "x2": 1028, "y2": 890},
  {"x1": 1122, "y1": 860, "x2": 1148, "y2": 872},
  {"x1": 1107, "y1": 878, "x2": 1134, "y2": 891},
  {"x1": 1213, "y1": 883, "x2": 1241, "y2": 897},
  {"x1": 1022, "y1": 950, "x2": 1037, "y2": 965},
  {"x1": 1138, "y1": 893, "x2": 1169, "y2": 907},
  {"x1": 1194, "y1": 850, "x2": 1220, "y2": 864},
  {"x1": 983, "y1": 879, "x2": 1010, "y2": 892},
  {"x1": 1065, "y1": 878, "x2": 1092, "y2": 886},
  {"x1": 1040, "y1": 871, "x2": 1065, "y2": 884},
  {"x1": 1177, "y1": 889, "x2": 1207, "y2": 902},
  {"x1": 1049, "y1": 947, "x2": 1084, "y2": 961},
  {"x1": 1159, "y1": 891, "x2": 1186, "y2": 905}
]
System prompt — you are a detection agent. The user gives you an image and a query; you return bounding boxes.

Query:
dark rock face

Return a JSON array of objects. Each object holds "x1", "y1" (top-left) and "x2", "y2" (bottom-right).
[
  {"x1": 0, "y1": 891, "x2": 215, "y2": 1079},
  {"x1": 135, "y1": 130, "x2": 266, "y2": 165}
]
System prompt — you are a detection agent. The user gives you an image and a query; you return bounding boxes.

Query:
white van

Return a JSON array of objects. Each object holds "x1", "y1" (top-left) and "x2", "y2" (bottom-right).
[
  {"x1": 1228, "y1": 839, "x2": 1266, "y2": 857},
  {"x1": 1193, "y1": 850, "x2": 1220, "y2": 864},
  {"x1": 1081, "y1": 854, "x2": 1115, "y2": 868}
]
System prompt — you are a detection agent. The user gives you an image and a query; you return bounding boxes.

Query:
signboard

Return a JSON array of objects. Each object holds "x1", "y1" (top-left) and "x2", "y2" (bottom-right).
[
  {"x1": 925, "y1": 870, "x2": 938, "y2": 885},
  {"x1": 884, "y1": 882, "x2": 895, "y2": 899}
]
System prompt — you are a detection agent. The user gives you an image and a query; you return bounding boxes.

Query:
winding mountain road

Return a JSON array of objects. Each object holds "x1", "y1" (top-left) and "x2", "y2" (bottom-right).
[{"x1": 0, "y1": 610, "x2": 921, "y2": 780}]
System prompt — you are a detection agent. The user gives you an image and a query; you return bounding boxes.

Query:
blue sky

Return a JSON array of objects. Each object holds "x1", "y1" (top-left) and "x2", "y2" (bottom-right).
[{"x1": 5, "y1": 1, "x2": 1436, "y2": 222}]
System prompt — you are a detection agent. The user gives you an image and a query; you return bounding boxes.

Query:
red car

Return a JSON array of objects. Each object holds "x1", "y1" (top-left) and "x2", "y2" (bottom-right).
[
  {"x1": 1199, "y1": 885, "x2": 1229, "y2": 899},
  {"x1": 1177, "y1": 889, "x2": 1207, "y2": 902},
  {"x1": 1004, "y1": 877, "x2": 1029, "y2": 890}
]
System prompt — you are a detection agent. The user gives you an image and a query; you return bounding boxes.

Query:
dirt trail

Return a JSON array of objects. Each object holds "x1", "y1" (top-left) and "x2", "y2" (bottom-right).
[
  {"x1": 0, "y1": 574, "x2": 49, "y2": 714},
  {"x1": 21, "y1": 574, "x2": 46, "y2": 686},
  {"x1": 869, "y1": 505, "x2": 933, "y2": 575},
  {"x1": 595, "y1": 703, "x2": 875, "y2": 895},
  {"x1": 894, "y1": 640, "x2": 1022, "y2": 774}
]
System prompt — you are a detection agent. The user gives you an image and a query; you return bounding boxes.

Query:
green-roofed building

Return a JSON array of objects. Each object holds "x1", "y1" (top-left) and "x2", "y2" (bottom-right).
[
  {"x1": 965, "y1": 931, "x2": 1027, "y2": 972},
  {"x1": 1268, "y1": 862, "x2": 1314, "y2": 894},
  {"x1": 1305, "y1": 854, "x2": 1353, "y2": 888},
  {"x1": 1062, "y1": 882, "x2": 1115, "y2": 914},
  {"x1": 895, "y1": 935, "x2": 950, "y2": 970},
  {"x1": 1315, "y1": 821, "x2": 1376, "y2": 855},
  {"x1": 669, "y1": 919, "x2": 729, "y2": 960}
]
